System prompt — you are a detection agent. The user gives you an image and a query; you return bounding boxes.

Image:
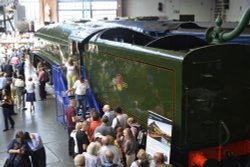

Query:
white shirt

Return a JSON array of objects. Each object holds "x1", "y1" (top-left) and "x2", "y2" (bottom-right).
[
  {"x1": 103, "y1": 110, "x2": 115, "y2": 126},
  {"x1": 131, "y1": 160, "x2": 140, "y2": 167},
  {"x1": 65, "y1": 63, "x2": 77, "y2": 76},
  {"x1": 14, "y1": 78, "x2": 25, "y2": 88},
  {"x1": 83, "y1": 152, "x2": 101, "y2": 167},
  {"x1": 98, "y1": 145, "x2": 121, "y2": 165},
  {"x1": 111, "y1": 114, "x2": 128, "y2": 129},
  {"x1": 70, "y1": 130, "x2": 79, "y2": 153},
  {"x1": 26, "y1": 81, "x2": 35, "y2": 93},
  {"x1": 73, "y1": 80, "x2": 89, "y2": 95}
]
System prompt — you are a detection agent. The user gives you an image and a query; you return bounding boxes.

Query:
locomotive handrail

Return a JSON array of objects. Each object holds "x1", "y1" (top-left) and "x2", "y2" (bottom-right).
[
  {"x1": 206, "y1": 7, "x2": 250, "y2": 44},
  {"x1": 81, "y1": 66, "x2": 100, "y2": 113},
  {"x1": 219, "y1": 120, "x2": 230, "y2": 147}
]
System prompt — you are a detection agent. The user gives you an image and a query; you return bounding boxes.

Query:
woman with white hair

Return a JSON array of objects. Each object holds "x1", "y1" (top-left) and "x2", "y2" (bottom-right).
[
  {"x1": 74, "y1": 154, "x2": 85, "y2": 167},
  {"x1": 70, "y1": 122, "x2": 83, "y2": 156},
  {"x1": 82, "y1": 142, "x2": 101, "y2": 167},
  {"x1": 102, "y1": 104, "x2": 115, "y2": 126},
  {"x1": 131, "y1": 149, "x2": 150, "y2": 167}
]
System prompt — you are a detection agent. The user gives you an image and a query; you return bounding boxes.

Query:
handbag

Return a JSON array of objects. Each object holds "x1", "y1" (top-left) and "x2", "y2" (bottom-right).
[{"x1": 3, "y1": 158, "x2": 14, "y2": 167}]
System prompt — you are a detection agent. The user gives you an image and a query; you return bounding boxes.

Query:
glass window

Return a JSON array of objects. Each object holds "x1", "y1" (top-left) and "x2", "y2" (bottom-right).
[
  {"x1": 58, "y1": 2, "x2": 83, "y2": 10},
  {"x1": 92, "y1": 10, "x2": 117, "y2": 19},
  {"x1": 58, "y1": 0, "x2": 118, "y2": 20},
  {"x1": 92, "y1": 1, "x2": 117, "y2": 10},
  {"x1": 58, "y1": 11, "x2": 83, "y2": 22},
  {"x1": 18, "y1": 0, "x2": 39, "y2": 22}
]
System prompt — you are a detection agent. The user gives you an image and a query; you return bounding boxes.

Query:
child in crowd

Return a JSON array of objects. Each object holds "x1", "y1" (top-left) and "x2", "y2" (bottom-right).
[{"x1": 26, "y1": 77, "x2": 36, "y2": 112}]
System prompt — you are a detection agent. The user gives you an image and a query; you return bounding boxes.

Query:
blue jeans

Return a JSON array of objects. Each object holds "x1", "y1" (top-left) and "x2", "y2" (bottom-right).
[{"x1": 75, "y1": 94, "x2": 86, "y2": 119}]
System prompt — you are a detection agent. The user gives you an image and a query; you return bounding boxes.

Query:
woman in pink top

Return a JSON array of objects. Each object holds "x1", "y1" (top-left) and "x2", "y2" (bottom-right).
[{"x1": 10, "y1": 55, "x2": 20, "y2": 72}]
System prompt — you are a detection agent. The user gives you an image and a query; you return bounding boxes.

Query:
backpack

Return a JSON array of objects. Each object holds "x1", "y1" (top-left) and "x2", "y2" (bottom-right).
[
  {"x1": 131, "y1": 123, "x2": 142, "y2": 137},
  {"x1": 114, "y1": 117, "x2": 121, "y2": 130},
  {"x1": 137, "y1": 129, "x2": 147, "y2": 150}
]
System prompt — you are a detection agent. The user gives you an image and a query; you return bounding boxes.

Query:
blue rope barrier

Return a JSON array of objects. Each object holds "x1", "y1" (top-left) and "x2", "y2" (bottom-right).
[{"x1": 53, "y1": 64, "x2": 100, "y2": 126}]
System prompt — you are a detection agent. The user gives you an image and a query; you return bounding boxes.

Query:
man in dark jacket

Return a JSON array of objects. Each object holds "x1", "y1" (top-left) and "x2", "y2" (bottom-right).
[{"x1": 3, "y1": 63, "x2": 13, "y2": 78}]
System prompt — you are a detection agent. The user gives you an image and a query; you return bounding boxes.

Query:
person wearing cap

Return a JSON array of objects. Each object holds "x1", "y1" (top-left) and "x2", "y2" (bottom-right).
[
  {"x1": 93, "y1": 132, "x2": 103, "y2": 150},
  {"x1": 94, "y1": 132, "x2": 104, "y2": 139}
]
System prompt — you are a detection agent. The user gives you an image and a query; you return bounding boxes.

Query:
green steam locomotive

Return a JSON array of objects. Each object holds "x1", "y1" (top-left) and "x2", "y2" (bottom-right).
[{"x1": 33, "y1": 20, "x2": 250, "y2": 166}]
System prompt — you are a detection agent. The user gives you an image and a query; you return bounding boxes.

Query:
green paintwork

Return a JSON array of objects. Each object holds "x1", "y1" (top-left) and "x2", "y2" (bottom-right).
[
  {"x1": 34, "y1": 22, "x2": 250, "y2": 155},
  {"x1": 34, "y1": 24, "x2": 74, "y2": 64},
  {"x1": 33, "y1": 49, "x2": 61, "y2": 65},
  {"x1": 34, "y1": 22, "x2": 116, "y2": 65},
  {"x1": 85, "y1": 39, "x2": 185, "y2": 146},
  {"x1": 206, "y1": 7, "x2": 250, "y2": 44},
  {"x1": 85, "y1": 36, "x2": 250, "y2": 150},
  {"x1": 35, "y1": 24, "x2": 73, "y2": 46}
]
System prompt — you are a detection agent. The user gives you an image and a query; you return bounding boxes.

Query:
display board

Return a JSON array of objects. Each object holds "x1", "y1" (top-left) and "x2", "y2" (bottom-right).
[{"x1": 146, "y1": 111, "x2": 172, "y2": 164}]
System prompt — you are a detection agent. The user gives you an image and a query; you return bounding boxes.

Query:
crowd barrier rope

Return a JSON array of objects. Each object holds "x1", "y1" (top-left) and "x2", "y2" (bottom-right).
[{"x1": 52, "y1": 65, "x2": 100, "y2": 127}]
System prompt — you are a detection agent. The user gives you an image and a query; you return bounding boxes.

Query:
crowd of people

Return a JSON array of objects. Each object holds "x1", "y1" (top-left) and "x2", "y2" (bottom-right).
[
  {"x1": 0, "y1": 46, "x2": 27, "y2": 131},
  {"x1": 0, "y1": 43, "x2": 172, "y2": 166},
  {"x1": 65, "y1": 99, "x2": 173, "y2": 167},
  {"x1": 59, "y1": 57, "x2": 172, "y2": 167},
  {"x1": 5, "y1": 131, "x2": 46, "y2": 167},
  {"x1": 0, "y1": 44, "x2": 51, "y2": 131},
  {"x1": 0, "y1": 44, "x2": 48, "y2": 167}
]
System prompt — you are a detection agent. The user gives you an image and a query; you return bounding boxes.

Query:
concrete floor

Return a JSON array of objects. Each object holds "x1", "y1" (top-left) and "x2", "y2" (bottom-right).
[{"x1": 0, "y1": 60, "x2": 74, "y2": 166}]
